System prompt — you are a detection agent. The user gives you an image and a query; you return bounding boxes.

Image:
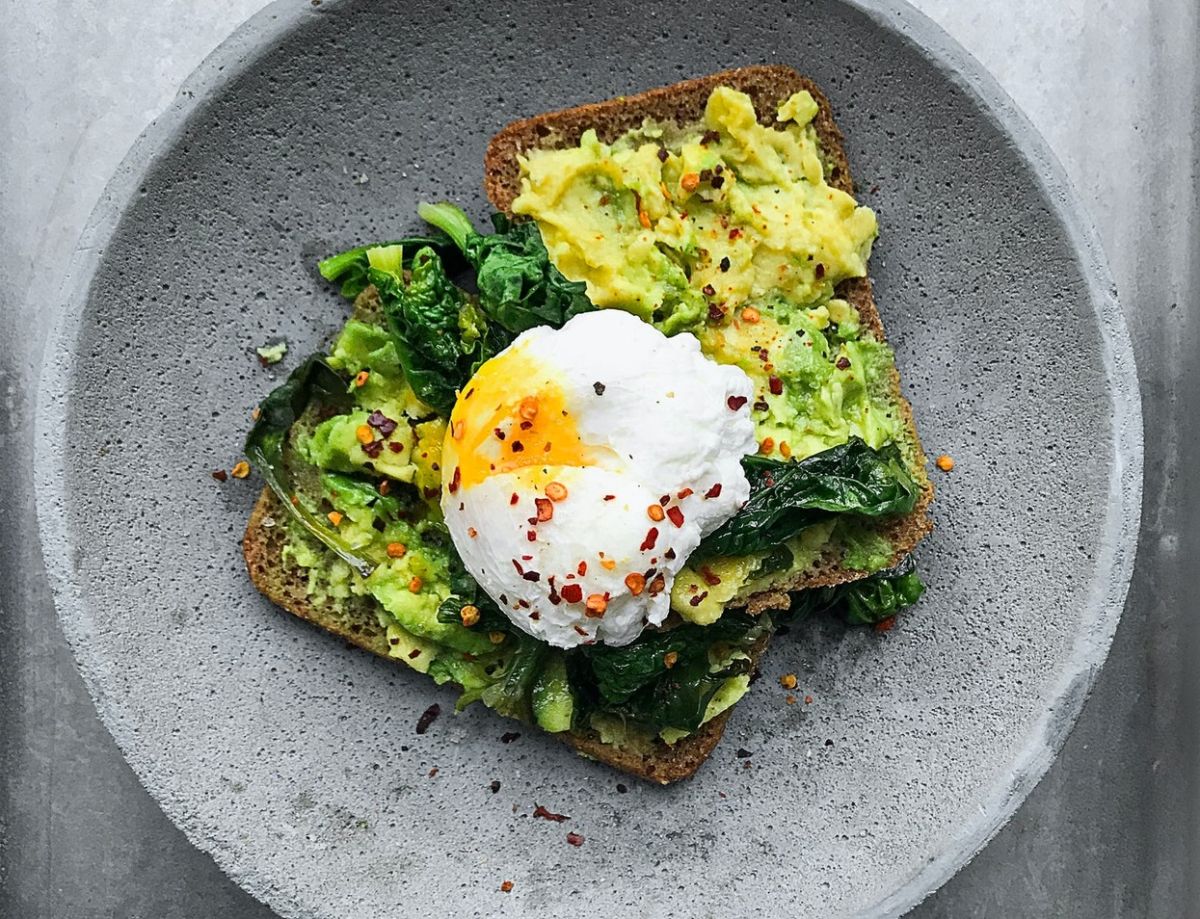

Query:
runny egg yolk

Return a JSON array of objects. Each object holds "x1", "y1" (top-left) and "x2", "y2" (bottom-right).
[{"x1": 443, "y1": 343, "x2": 600, "y2": 492}]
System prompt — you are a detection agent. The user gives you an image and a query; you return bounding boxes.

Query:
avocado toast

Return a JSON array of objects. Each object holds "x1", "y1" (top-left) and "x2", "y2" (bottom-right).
[{"x1": 242, "y1": 66, "x2": 932, "y2": 783}]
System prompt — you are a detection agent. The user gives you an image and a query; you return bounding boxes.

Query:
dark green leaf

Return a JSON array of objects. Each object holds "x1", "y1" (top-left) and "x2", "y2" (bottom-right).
[
  {"x1": 783, "y1": 556, "x2": 926, "y2": 626},
  {"x1": 243, "y1": 355, "x2": 377, "y2": 576},
  {"x1": 568, "y1": 613, "x2": 764, "y2": 733},
  {"x1": 419, "y1": 201, "x2": 594, "y2": 334},
  {"x1": 478, "y1": 633, "x2": 548, "y2": 722},
  {"x1": 373, "y1": 246, "x2": 495, "y2": 416},
  {"x1": 696, "y1": 437, "x2": 919, "y2": 558},
  {"x1": 434, "y1": 543, "x2": 515, "y2": 635}
]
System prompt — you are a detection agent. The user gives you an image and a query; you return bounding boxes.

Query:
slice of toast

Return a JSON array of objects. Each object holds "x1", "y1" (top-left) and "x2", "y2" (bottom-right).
[
  {"x1": 243, "y1": 67, "x2": 929, "y2": 784},
  {"x1": 484, "y1": 66, "x2": 933, "y2": 614}
]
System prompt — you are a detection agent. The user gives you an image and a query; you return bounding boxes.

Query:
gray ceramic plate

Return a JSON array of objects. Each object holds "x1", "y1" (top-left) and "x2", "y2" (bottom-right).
[{"x1": 36, "y1": 0, "x2": 1141, "y2": 916}]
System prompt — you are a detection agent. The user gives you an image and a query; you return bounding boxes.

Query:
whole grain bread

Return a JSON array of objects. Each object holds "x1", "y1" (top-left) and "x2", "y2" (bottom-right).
[
  {"x1": 242, "y1": 67, "x2": 931, "y2": 784},
  {"x1": 484, "y1": 65, "x2": 933, "y2": 613}
]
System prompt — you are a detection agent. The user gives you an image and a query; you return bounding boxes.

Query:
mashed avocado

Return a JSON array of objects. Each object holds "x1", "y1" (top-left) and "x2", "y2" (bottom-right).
[{"x1": 513, "y1": 87, "x2": 905, "y2": 612}]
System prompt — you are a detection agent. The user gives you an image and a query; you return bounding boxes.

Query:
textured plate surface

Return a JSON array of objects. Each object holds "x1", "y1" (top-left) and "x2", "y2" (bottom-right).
[{"x1": 35, "y1": 0, "x2": 1141, "y2": 916}]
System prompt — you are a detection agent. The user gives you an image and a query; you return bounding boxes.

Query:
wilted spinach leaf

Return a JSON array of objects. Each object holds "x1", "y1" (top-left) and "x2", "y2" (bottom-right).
[
  {"x1": 785, "y1": 556, "x2": 926, "y2": 625},
  {"x1": 569, "y1": 613, "x2": 764, "y2": 733},
  {"x1": 419, "y1": 201, "x2": 594, "y2": 333},
  {"x1": 317, "y1": 233, "x2": 454, "y2": 299},
  {"x1": 243, "y1": 355, "x2": 377, "y2": 576},
  {"x1": 478, "y1": 633, "x2": 548, "y2": 722},
  {"x1": 697, "y1": 438, "x2": 919, "y2": 558},
  {"x1": 370, "y1": 246, "x2": 502, "y2": 416}
]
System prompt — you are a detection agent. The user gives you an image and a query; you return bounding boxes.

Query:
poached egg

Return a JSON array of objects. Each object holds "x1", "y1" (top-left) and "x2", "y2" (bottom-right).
[{"x1": 441, "y1": 310, "x2": 755, "y2": 648}]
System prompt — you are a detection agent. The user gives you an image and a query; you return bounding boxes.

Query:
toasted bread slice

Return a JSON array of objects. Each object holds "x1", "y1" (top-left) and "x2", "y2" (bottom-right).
[
  {"x1": 484, "y1": 66, "x2": 933, "y2": 613},
  {"x1": 244, "y1": 488, "x2": 765, "y2": 783}
]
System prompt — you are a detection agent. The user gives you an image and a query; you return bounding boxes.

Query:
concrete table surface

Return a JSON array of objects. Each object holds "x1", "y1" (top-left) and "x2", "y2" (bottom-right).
[{"x1": 1, "y1": 1, "x2": 1195, "y2": 916}]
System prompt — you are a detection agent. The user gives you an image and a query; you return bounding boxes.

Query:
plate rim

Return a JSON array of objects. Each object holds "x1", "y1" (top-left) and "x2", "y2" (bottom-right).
[{"x1": 33, "y1": 0, "x2": 1144, "y2": 916}]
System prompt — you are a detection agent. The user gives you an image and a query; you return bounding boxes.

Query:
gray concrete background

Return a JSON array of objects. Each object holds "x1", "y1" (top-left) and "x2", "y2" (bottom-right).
[{"x1": 1, "y1": 1, "x2": 1195, "y2": 916}]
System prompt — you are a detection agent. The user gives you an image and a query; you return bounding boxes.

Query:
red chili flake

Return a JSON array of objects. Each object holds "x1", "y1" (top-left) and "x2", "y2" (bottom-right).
[
  {"x1": 728, "y1": 227, "x2": 741, "y2": 240},
  {"x1": 566, "y1": 832, "x2": 585, "y2": 847},
  {"x1": 648, "y1": 574, "x2": 666, "y2": 595},
  {"x1": 659, "y1": 494, "x2": 670, "y2": 506},
  {"x1": 753, "y1": 399, "x2": 770, "y2": 412},
  {"x1": 363, "y1": 439, "x2": 384, "y2": 458},
  {"x1": 490, "y1": 780, "x2": 502, "y2": 793},
  {"x1": 389, "y1": 442, "x2": 405, "y2": 453},
  {"x1": 700, "y1": 566, "x2": 722, "y2": 586},
  {"x1": 768, "y1": 376, "x2": 783, "y2": 396},
  {"x1": 707, "y1": 303, "x2": 726, "y2": 322},
  {"x1": 511, "y1": 441, "x2": 525, "y2": 453},
  {"x1": 548, "y1": 585, "x2": 562, "y2": 605},
  {"x1": 500, "y1": 880, "x2": 514, "y2": 893},
  {"x1": 561, "y1": 584, "x2": 583, "y2": 603},
  {"x1": 688, "y1": 591, "x2": 709, "y2": 607},
  {"x1": 520, "y1": 420, "x2": 533, "y2": 431},
  {"x1": 523, "y1": 570, "x2": 541, "y2": 583},
  {"x1": 593, "y1": 381, "x2": 606, "y2": 395},
  {"x1": 532, "y1": 804, "x2": 570, "y2": 822},
  {"x1": 530, "y1": 611, "x2": 540, "y2": 620},
  {"x1": 448, "y1": 466, "x2": 461, "y2": 494},
  {"x1": 423, "y1": 486, "x2": 439, "y2": 500},
  {"x1": 727, "y1": 395, "x2": 748, "y2": 411},
  {"x1": 700, "y1": 129, "x2": 720, "y2": 145},
  {"x1": 526, "y1": 530, "x2": 537, "y2": 543},
  {"x1": 874, "y1": 616, "x2": 897, "y2": 633},
  {"x1": 664, "y1": 548, "x2": 676, "y2": 560},
  {"x1": 836, "y1": 356, "x2": 851, "y2": 370},
  {"x1": 415, "y1": 703, "x2": 441, "y2": 734},
  {"x1": 640, "y1": 528, "x2": 659, "y2": 551},
  {"x1": 603, "y1": 494, "x2": 616, "y2": 501},
  {"x1": 494, "y1": 427, "x2": 506, "y2": 441},
  {"x1": 211, "y1": 469, "x2": 228, "y2": 482},
  {"x1": 815, "y1": 262, "x2": 826, "y2": 279},
  {"x1": 677, "y1": 487, "x2": 693, "y2": 500},
  {"x1": 429, "y1": 767, "x2": 439, "y2": 777},
  {"x1": 705, "y1": 483, "x2": 723, "y2": 499},
  {"x1": 719, "y1": 256, "x2": 731, "y2": 272},
  {"x1": 577, "y1": 560, "x2": 587, "y2": 576},
  {"x1": 517, "y1": 598, "x2": 530, "y2": 608},
  {"x1": 535, "y1": 497, "x2": 553, "y2": 522},
  {"x1": 710, "y1": 175, "x2": 725, "y2": 189},
  {"x1": 543, "y1": 442, "x2": 552, "y2": 453},
  {"x1": 512, "y1": 559, "x2": 524, "y2": 574},
  {"x1": 510, "y1": 493, "x2": 519, "y2": 505},
  {"x1": 500, "y1": 732, "x2": 521, "y2": 744},
  {"x1": 666, "y1": 507, "x2": 685, "y2": 528},
  {"x1": 702, "y1": 284, "x2": 716, "y2": 297},
  {"x1": 367, "y1": 410, "x2": 397, "y2": 437},
  {"x1": 407, "y1": 648, "x2": 421, "y2": 660},
  {"x1": 657, "y1": 147, "x2": 669, "y2": 162}
]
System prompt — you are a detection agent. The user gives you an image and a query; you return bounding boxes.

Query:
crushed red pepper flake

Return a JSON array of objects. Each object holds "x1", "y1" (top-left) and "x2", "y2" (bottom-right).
[
  {"x1": 648, "y1": 574, "x2": 666, "y2": 596},
  {"x1": 448, "y1": 466, "x2": 461, "y2": 493},
  {"x1": 511, "y1": 440, "x2": 525, "y2": 453},
  {"x1": 510, "y1": 493, "x2": 519, "y2": 505},
  {"x1": 500, "y1": 880, "x2": 514, "y2": 893},
  {"x1": 211, "y1": 469, "x2": 228, "y2": 482},
  {"x1": 874, "y1": 616, "x2": 897, "y2": 633},
  {"x1": 700, "y1": 566, "x2": 722, "y2": 586},
  {"x1": 705, "y1": 483, "x2": 723, "y2": 499},
  {"x1": 666, "y1": 506, "x2": 684, "y2": 528},
  {"x1": 585, "y1": 594, "x2": 608, "y2": 617},
  {"x1": 566, "y1": 832, "x2": 585, "y2": 847},
  {"x1": 532, "y1": 804, "x2": 569, "y2": 822},
  {"x1": 535, "y1": 498, "x2": 554, "y2": 522},
  {"x1": 625, "y1": 572, "x2": 645, "y2": 595},
  {"x1": 688, "y1": 591, "x2": 708, "y2": 607},
  {"x1": 577, "y1": 560, "x2": 587, "y2": 576},
  {"x1": 726, "y1": 395, "x2": 748, "y2": 411},
  {"x1": 560, "y1": 584, "x2": 583, "y2": 604},
  {"x1": 415, "y1": 703, "x2": 441, "y2": 734},
  {"x1": 640, "y1": 528, "x2": 659, "y2": 551},
  {"x1": 768, "y1": 376, "x2": 783, "y2": 396}
]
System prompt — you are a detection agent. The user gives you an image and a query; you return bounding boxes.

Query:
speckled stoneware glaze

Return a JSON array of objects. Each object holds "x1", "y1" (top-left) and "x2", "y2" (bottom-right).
[{"x1": 35, "y1": 0, "x2": 1141, "y2": 916}]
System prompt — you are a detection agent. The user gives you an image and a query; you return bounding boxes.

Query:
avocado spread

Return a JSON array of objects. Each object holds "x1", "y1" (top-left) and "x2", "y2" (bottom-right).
[{"x1": 512, "y1": 87, "x2": 907, "y2": 618}]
